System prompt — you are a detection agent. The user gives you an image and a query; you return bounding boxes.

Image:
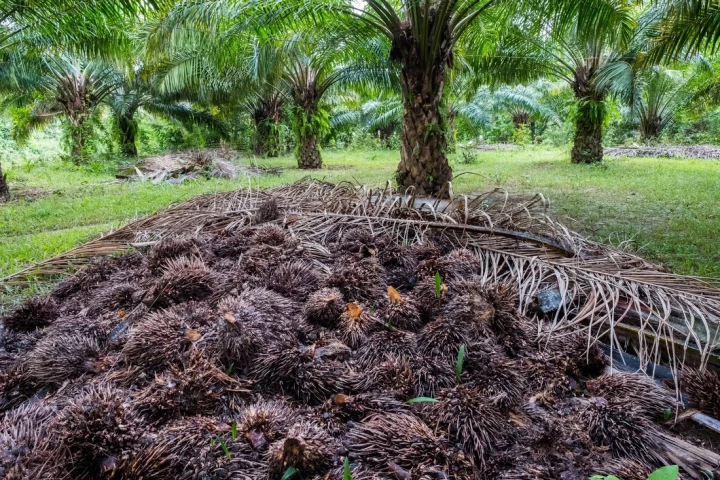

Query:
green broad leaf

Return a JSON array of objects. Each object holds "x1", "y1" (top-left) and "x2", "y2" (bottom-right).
[
  {"x1": 343, "y1": 457, "x2": 352, "y2": 480},
  {"x1": 407, "y1": 397, "x2": 439, "y2": 403},
  {"x1": 456, "y1": 344, "x2": 466, "y2": 384},
  {"x1": 281, "y1": 466, "x2": 298, "y2": 480},
  {"x1": 647, "y1": 465, "x2": 679, "y2": 480},
  {"x1": 434, "y1": 272, "x2": 442, "y2": 300},
  {"x1": 663, "y1": 408, "x2": 672, "y2": 421},
  {"x1": 231, "y1": 420, "x2": 237, "y2": 441},
  {"x1": 226, "y1": 362, "x2": 234, "y2": 375}
]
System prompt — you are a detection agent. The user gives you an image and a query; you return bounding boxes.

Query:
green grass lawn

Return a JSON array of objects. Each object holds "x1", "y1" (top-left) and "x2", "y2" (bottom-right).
[{"x1": 2, "y1": 146, "x2": 719, "y2": 289}]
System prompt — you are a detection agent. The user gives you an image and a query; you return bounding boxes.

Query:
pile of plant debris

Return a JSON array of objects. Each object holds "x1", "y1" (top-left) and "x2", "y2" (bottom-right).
[
  {"x1": 1, "y1": 181, "x2": 720, "y2": 479},
  {"x1": 116, "y1": 148, "x2": 280, "y2": 183},
  {"x1": 605, "y1": 145, "x2": 720, "y2": 159}
]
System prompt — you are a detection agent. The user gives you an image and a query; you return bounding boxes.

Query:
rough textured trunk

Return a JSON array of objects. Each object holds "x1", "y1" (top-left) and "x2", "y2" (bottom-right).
[
  {"x1": 118, "y1": 114, "x2": 138, "y2": 157},
  {"x1": 512, "y1": 112, "x2": 531, "y2": 130},
  {"x1": 446, "y1": 112, "x2": 457, "y2": 154},
  {"x1": 69, "y1": 122, "x2": 88, "y2": 165},
  {"x1": 297, "y1": 132, "x2": 322, "y2": 168},
  {"x1": 392, "y1": 31, "x2": 452, "y2": 196},
  {"x1": 0, "y1": 162, "x2": 9, "y2": 201},
  {"x1": 292, "y1": 86, "x2": 323, "y2": 169},
  {"x1": 640, "y1": 114, "x2": 662, "y2": 144},
  {"x1": 571, "y1": 70, "x2": 604, "y2": 164},
  {"x1": 571, "y1": 100, "x2": 603, "y2": 163}
]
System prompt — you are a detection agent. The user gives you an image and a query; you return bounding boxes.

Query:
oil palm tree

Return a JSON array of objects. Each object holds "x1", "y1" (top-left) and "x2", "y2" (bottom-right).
[{"x1": 478, "y1": 1, "x2": 644, "y2": 163}]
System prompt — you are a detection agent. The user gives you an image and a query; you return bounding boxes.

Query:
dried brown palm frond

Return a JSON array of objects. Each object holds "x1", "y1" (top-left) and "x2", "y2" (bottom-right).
[
  {"x1": 122, "y1": 301, "x2": 214, "y2": 371},
  {"x1": 46, "y1": 383, "x2": 143, "y2": 479},
  {"x1": 383, "y1": 286, "x2": 423, "y2": 331},
  {"x1": 420, "y1": 384, "x2": 505, "y2": 469},
  {"x1": 328, "y1": 256, "x2": 385, "y2": 303},
  {"x1": 25, "y1": 333, "x2": 104, "y2": 385},
  {"x1": 592, "y1": 458, "x2": 655, "y2": 480},
  {"x1": 337, "y1": 303, "x2": 379, "y2": 349},
  {"x1": 135, "y1": 351, "x2": 234, "y2": 421},
  {"x1": 354, "y1": 328, "x2": 416, "y2": 367},
  {"x1": 267, "y1": 421, "x2": 337, "y2": 480},
  {"x1": 586, "y1": 373, "x2": 678, "y2": 419},
  {"x1": 680, "y1": 367, "x2": 720, "y2": 418},
  {"x1": 346, "y1": 413, "x2": 448, "y2": 475},
  {"x1": 581, "y1": 397, "x2": 660, "y2": 463},
  {"x1": 235, "y1": 399, "x2": 295, "y2": 452},
  {"x1": 265, "y1": 260, "x2": 322, "y2": 301},
  {"x1": 144, "y1": 256, "x2": 225, "y2": 308},
  {"x1": 251, "y1": 340, "x2": 352, "y2": 404},
  {"x1": 147, "y1": 234, "x2": 207, "y2": 273},
  {"x1": 304, "y1": 288, "x2": 345, "y2": 328},
  {"x1": 1, "y1": 295, "x2": 58, "y2": 332}
]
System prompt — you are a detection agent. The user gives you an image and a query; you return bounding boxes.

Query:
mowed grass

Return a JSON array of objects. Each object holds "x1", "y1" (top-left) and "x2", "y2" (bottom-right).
[{"x1": 2, "y1": 146, "x2": 719, "y2": 288}]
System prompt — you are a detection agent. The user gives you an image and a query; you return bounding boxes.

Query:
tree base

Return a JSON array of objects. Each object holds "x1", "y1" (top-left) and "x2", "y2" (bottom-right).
[
  {"x1": 0, "y1": 163, "x2": 10, "y2": 201},
  {"x1": 297, "y1": 135, "x2": 322, "y2": 169}
]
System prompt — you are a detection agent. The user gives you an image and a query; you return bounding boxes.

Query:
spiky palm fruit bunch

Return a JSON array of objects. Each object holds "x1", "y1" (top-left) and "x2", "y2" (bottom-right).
[
  {"x1": 541, "y1": 330, "x2": 607, "y2": 376},
  {"x1": 336, "y1": 228, "x2": 384, "y2": 257},
  {"x1": 122, "y1": 301, "x2": 214, "y2": 371},
  {"x1": 236, "y1": 399, "x2": 295, "y2": 451},
  {"x1": 304, "y1": 288, "x2": 345, "y2": 328},
  {"x1": 416, "y1": 315, "x2": 476, "y2": 360},
  {"x1": 465, "y1": 347, "x2": 525, "y2": 411},
  {"x1": 212, "y1": 229, "x2": 254, "y2": 258},
  {"x1": 351, "y1": 356, "x2": 416, "y2": 397},
  {"x1": 251, "y1": 223, "x2": 287, "y2": 246},
  {"x1": 337, "y1": 303, "x2": 379, "y2": 349},
  {"x1": 86, "y1": 282, "x2": 138, "y2": 317},
  {"x1": 267, "y1": 421, "x2": 337, "y2": 480},
  {"x1": 411, "y1": 275, "x2": 447, "y2": 321},
  {"x1": 0, "y1": 295, "x2": 58, "y2": 332},
  {"x1": 135, "y1": 351, "x2": 232, "y2": 422},
  {"x1": 581, "y1": 397, "x2": 660, "y2": 463},
  {"x1": 46, "y1": 383, "x2": 144, "y2": 478},
  {"x1": 520, "y1": 352, "x2": 582, "y2": 397},
  {"x1": 354, "y1": 328, "x2": 416, "y2": 368},
  {"x1": 419, "y1": 384, "x2": 505, "y2": 469},
  {"x1": 0, "y1": 365, "x2": 37, "y2": 411},
  {"x1": 416, "y1": 248, "x2": 480, "y2": 281},
  {"x1": 383, "y1": 286, "x2": 423, "y2": 331},
  {"x1": 218, "y1": 289, "x2": 297, "y2": 367},
  {"x1": 593, "y1": 458, "x2": 655, "y2": 480},
  {"x1": 0, "y1": 401, "x2": 56, "y2": 479},
  {"x1": 145, "y1": 256, "x2": 225, "y2": 308},
  {"x1": 125, "y1": 416, "x2": 229, "y2": 478},
  {"x1": 51, "y1": 257, "x2": 117, "y2": 299},
  {"x1": 440, "y1": 291, "x2": 496, "y2": 340},
  {"x1": 680, "y1": 367, "x2": 720, "y2": 418},
  {"x1": 411, "y1": 354, "x2": 456, "y2": 397},
  {"x1": 254, "y1": 197, "x2": 280, "y2": 224},
  {"x1": 346, "y1": 413, "x2": 448, "y2": 475},
  {"x1": 586, "y1": 373, "x2": 678, "y2": 419},
  {"x1": 328, "y1": 256, "x2": 385, "y2": 303},
  {"x1": 25, "y1": 333, "x2": 104, "y2": 385},
  {"x1": 265, "y1": 260, "x2": 322, "y2": 301},
  {"x1": 147, "y1": 234, "x2": 206, "y2": 273},
  {"x1": 251, "y1": 339, "x2": 352, "y2": 404},
  {"x1": 378, "y1": 242, "x2": 418, "y2": 291},
  {"x1": 326, "y1": 393, "x2": 408, "y2": 421}
]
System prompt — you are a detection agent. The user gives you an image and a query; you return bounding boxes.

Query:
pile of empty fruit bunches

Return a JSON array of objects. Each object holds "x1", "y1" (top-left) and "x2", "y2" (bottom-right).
[{"x1": 1, "y1": 222, "x2": 719, "y2": 479}]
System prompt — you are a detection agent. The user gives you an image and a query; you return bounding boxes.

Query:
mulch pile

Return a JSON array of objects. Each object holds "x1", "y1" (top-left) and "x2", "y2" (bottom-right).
[
  {"x1": 604, "y1": 145, "x2": 720, "y2": 159},
  {"x1": 1, "y1": 185, "x2": 720, "y2": 479}
]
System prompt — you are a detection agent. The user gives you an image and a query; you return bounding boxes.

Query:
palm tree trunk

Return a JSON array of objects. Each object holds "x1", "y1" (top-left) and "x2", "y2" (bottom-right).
[
  {"x1": 447, "y1": 112, "x2": 457, "y2": 154},
  {"x1": 0, "y1": 162, "x2": 10, "y2": 201},
  {"x1": 640, "y1": 114, "x2": 662, "y2": 144},
  {"x1": 293, "y1": 88, "x2": 323, "y2": 169},
  {"x1": 571, "y1": 102, "x2": 603, "y2": 164},
  {"x1": 297, "y1": 132, "x2": 322, "y2": 168},
  {"x1": 118, "y1": 114, "x2": 138, "y2": 157},
  {"x1": 394, "y1": 40, "x2": 452, "y2": 196},
  {"x1": 253, "y1": 110, "x2": 281, "y2": 158}
]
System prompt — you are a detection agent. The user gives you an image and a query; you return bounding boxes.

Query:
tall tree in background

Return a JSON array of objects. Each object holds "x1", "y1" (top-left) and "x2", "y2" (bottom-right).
[{"x1": 478, "y1": 1, "x2": 643, "y2": 163}]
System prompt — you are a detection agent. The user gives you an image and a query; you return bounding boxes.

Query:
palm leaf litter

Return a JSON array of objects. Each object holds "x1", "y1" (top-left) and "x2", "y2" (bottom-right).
[{"x1": 1, "y1": 179, "x2": 719, "y2": 478}]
